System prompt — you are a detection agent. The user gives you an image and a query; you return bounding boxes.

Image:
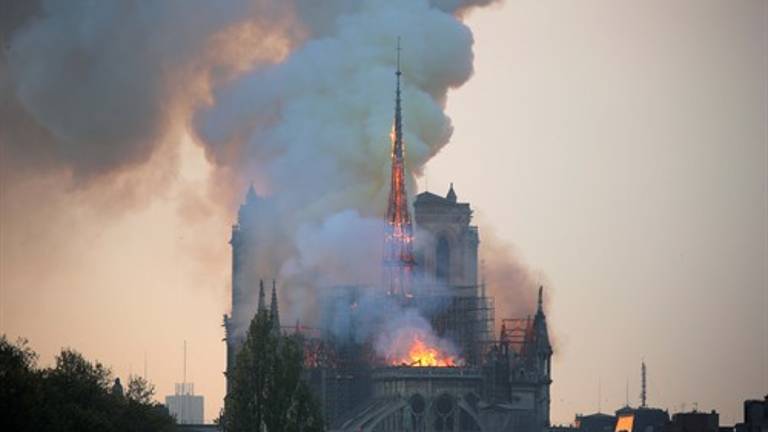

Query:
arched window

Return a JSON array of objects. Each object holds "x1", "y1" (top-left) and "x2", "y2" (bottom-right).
[
  {"x1": 436, "y1": 236, "x2": 450, "y2": 283},
  {"x1": 432, "y1": 393, "x2": 455, "y2": 432}
]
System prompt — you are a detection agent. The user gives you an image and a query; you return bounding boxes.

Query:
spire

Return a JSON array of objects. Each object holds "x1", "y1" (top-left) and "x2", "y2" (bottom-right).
[
  {"x1": 257, "y1": 280, "x2": 266, "y2": 312},
  {"x1": 446, "y1": 182, "x2": 457, "y2": 202},
  {"x1": 537, "y1": 285, "x2": 544, "y2": 314},
  {"x1": 237, "y1": 183, "x2": 260, "y2": 224},
  {"x1": 270, "y1": 280, "x2": 280, "y2": 332},
  {"x1": 383, "y1": 37, "x2": 416, "y2": 298},
  {"x1": 246, "y1": 183, "x2": 257, "y2": 203},
  {"x1": 394, "y1": 37, "x2": 403, "y2": 159},
  {"x1": 534, "y1": 285, "x2": 552, "y2": 353}
]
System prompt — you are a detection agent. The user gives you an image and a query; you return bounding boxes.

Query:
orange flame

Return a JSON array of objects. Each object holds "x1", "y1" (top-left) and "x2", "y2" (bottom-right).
[{"x1": 390, "y1": 335, "x2": 457, "y2": 367}]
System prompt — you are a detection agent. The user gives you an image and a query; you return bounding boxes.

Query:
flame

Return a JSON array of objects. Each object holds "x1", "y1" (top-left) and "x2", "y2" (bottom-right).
[{"x1": 390, "y1": 335, "x2": 457, "y2": 367}]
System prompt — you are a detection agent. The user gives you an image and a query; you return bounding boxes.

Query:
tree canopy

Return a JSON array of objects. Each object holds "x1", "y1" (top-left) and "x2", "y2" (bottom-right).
[
  {"x1": 0, "y1": 335, "x2": 175, "y2": 432},
  {"x1": 223, "y1": 310, "x2": 324, "y2": 432}
]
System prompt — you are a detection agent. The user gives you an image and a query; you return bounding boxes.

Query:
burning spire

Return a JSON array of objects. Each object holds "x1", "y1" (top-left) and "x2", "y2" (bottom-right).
[{"x1": 383, "y1": 37, "x2": 416, "y2": 298}]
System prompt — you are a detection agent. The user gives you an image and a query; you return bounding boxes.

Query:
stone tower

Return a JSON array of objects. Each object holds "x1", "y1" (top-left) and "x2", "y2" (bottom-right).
[
  {"x1": 413, "y1": 184, "x2": 479, "y2": 294},
  {"x1": 223, "y1": 186, "x2": 284, "y2": 391}
]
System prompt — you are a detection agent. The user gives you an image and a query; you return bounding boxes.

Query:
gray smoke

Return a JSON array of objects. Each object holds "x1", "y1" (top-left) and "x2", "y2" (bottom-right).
[
  {"x1": 2, "y1": 0, "x2": 522, "y2": 335},
  {"x1": 196, "y1": 0, "x2": 490, "y2": 326},
  {"x1": 1, "y1": 0, "x2": 295, "y2": 179}
]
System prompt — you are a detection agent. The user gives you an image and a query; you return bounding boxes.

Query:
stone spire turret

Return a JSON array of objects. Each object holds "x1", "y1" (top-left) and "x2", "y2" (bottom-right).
[
  {"x1": 533, "y1": 285, "x2": 552, "y2": 428},
  {"x1": 246, "y1": 183, "x2": 257, "y2": 203},
  {"x1": 270, "y1": 280, "x2": 280, "y2": 333},
  {"x1": 537, "y1": 286, "x2": 544, "y2": 315},
  {"x1": 534, "y1": 286, "x2": 551, "y2": 352},
  {"x1": 257, "y1": 280, "x2": 266, "y2": 312},
  {"x1": 446, "y1": 183, "x2": 457, "y2": 202}
]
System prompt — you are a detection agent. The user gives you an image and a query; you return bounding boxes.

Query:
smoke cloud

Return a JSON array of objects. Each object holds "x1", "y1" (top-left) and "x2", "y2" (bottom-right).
[
  {"x1": 2, "y1": 0, "x2": 538, "y2": 347},
  {"x1": 1, "y1": 0, "x2": 296, "y2": 181},
  {"x1": 196, "y1": 0, "x2": 488, "y2": 326},
  {"x1": 480, "y1": 227, "x2": 545, "y2": 324}
]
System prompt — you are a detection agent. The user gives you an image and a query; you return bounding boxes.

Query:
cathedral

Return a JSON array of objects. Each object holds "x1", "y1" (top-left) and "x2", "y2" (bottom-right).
[{"x1": 223, "y1": 52, "x2": 552, "y2": 432}]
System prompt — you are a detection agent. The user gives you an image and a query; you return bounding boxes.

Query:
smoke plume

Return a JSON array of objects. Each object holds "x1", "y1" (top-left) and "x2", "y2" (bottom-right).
[
  {"x1": 1, "y1": 0, "x2": 297, "y2": 181},
  {"x1": 195, "y1": 0, "x2": 497, "y2": 325},
  {"x1": 1, "y1": 0, "x2": 542, "y2": 341}
]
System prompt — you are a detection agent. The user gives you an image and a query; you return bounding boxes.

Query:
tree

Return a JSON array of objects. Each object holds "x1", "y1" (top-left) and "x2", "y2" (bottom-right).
[
  {"x1": 118, "y1": 375, "x2": 176, "y2": 432},
  {"x1": 0, "y1": 335, "x2": 175, "y2": 432},
  {"x1": 223, "y1": 311, "x2": 324, "y2": 432},
  {"x1": 0, "y1": 336, "x2": 42, "y2": 431},
  {"x1": 42, "y1": 348, "x2": 115, "y2": 430},
  {"x1": 126, "y1": 374, "x2": 156, "y2": 404}
]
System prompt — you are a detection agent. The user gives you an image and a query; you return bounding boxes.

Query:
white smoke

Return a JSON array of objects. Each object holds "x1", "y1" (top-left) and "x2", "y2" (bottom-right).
[
  {"x1": 2, "y1": 0, "x2": 298, "y2": 178},
  {"x1": 2, "y1": 0, "x2": 507, "y2": 337},
  {"x1": 196, "y1": 0, "x2": 490, "y2": 327}
]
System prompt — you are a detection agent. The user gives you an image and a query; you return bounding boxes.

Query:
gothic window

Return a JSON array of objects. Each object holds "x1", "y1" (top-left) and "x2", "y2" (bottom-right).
[
  {"x1": 436, "y1": 236, "x2": 450, "y2": 283},
  {"x1": 433, "y1": 393, "x2": 455, "y2": 432},
  {"x1": 409, "y1": 394, "x2": 426, "y2": 414}
]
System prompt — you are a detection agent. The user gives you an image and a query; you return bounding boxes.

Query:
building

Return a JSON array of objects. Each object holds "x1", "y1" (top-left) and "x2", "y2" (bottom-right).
[
  {"x1": 413, "y1": 185, "x2": 479, "y2": 290},
  {"x1": 166, "y1": 383, "x2": 204, "y2": 425},
  {"x1": 576, "y1": 413, "x2": 616, "y2": 432},
  {"x1": 176, "y1": 426, "x2": 219, "y2": 432},
  {"x1": 735, "y1": 396, "x2": 768, "y2": 432},
  {"x1": 615, "y1": 406, "x2": 670, "y2": 432},
  {"x1": 551, "y1": 426, "x2": 580, "y2": 432},
  {"x1": 666, "y1": 411, "x2": 719, "y2": 432},
  {"x1": 223, "y1": 49, "x2": 552, "y2": 432}
]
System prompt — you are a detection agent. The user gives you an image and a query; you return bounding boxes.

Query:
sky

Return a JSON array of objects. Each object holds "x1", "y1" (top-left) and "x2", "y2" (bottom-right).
[
  {"x1": 1, "y1": 0, "x2": 766, "y2": 425},
  {"x1": 433, "y1": 1, "x2": 768, "y2": 422}
]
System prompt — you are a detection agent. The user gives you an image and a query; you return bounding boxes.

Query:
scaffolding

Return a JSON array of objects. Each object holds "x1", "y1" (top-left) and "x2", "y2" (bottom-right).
[
  {"x1": 500, "y1": 317, "x2": 535, "y2": 356},
  {"x1": 411, "y1": 290, "x2": 495, "y2": 367}
]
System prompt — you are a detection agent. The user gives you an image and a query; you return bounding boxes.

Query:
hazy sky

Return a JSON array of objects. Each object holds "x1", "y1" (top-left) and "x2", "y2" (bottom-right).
[
  {"x1": 1, "y1": 0, "x2": 766, "y2": 425},
  {"x1": 433, "y1": 0, "x2": 767, "y2": 422}
]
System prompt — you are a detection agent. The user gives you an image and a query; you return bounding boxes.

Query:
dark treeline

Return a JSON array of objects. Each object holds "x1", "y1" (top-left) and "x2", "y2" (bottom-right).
[{"x1": 0, "y1": 335, "x2": 175, "y2": 432}]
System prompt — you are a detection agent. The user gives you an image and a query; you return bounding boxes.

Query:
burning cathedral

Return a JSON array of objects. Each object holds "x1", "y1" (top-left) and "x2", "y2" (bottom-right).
[{"x1": 223, "y1": 51, "x2": 552, "y2": 432}]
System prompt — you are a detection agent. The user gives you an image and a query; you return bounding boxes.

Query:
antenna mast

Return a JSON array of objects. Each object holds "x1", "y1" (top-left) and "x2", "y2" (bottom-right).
[
  {"x1": 597, "y1": 377, "x2": 602, "y2": 413},
  {"x1": 184, "y1": 340, "x2": 188, "y2": 391},
  {"x1": 641, "y1": 360, "x2": 647, "y2": 408},
  {"x1": 625, "y1": 378, "x2": 629, "y2": 407}
]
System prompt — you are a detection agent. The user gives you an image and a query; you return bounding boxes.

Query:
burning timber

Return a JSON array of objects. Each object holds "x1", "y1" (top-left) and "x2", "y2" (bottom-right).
[{"x1": 223, "y1": 46, "x2": 552, "y2": 432}]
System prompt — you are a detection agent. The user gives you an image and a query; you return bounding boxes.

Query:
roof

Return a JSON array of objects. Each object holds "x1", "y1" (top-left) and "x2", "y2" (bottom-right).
[
  {"x1": 414, "y1": 191, "x2": 450, "y2": 204},
  {"x1": 414, "y1": 191, "x2": 470, "y2": 209},
  {"x1": 579, "y1": 413, "x2": 617, "y2": 419}
]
